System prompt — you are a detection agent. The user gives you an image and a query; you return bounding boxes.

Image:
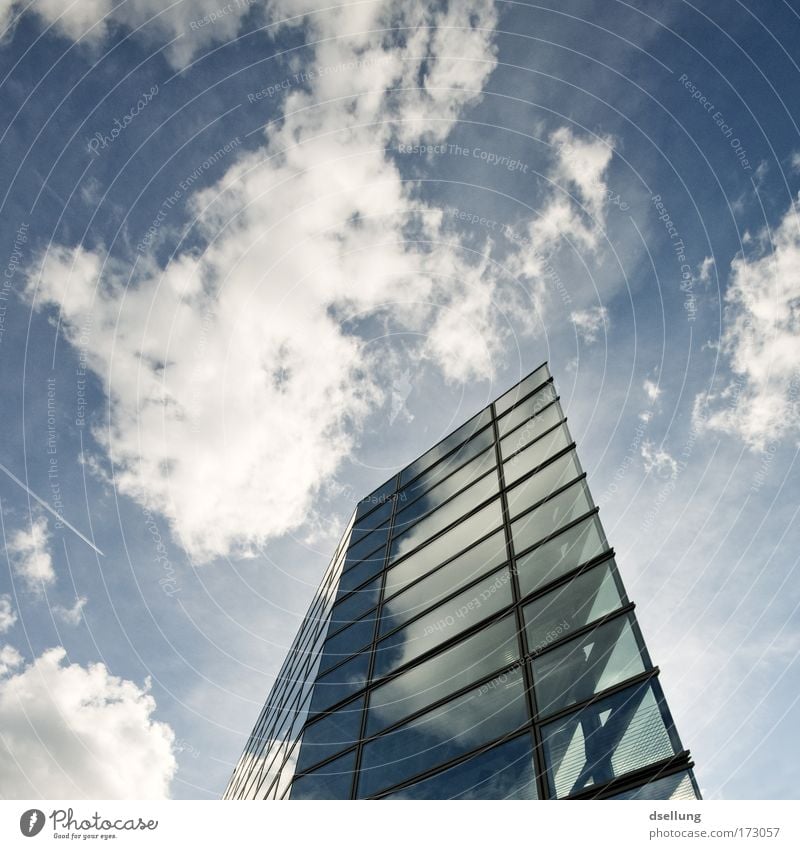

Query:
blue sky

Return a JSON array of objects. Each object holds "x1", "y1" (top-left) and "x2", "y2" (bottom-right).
[{"x1": 0, "y1": 0, "x2": 798, "y2": 800}]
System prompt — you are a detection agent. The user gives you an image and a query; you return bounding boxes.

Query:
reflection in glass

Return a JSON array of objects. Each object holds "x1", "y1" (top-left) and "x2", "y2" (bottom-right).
[
  {"x1": 541, "y1": 682, "x2": 676, "y2": 798},
  {"x1": 399, "y1": 408, "x2": 493, "y2": 486},
  {"x1": 345, "y1": 524, "x2": 390, "y2": 566},
  {"x1": 497, "y1": 383, "x2": 558, "y2": 439},
  {"x1": 394, "y1": 447, "x2": 496, "y2": 536},
  {"x1": 309, "y1": 652, "x2": 370, "y2": 715},
  {"x1": 398, "y1": 427, "x2": 496, "y2": 506},
  {"x1": 382, "y1": 734, "x2": 537, "y2": 799},
  {"x1": 506, "y1": 450, "x2": 581, "y2": 519},
  {"x1": 367, "y1": 615, "x2": 519, "y2": 734},
  {"x1": 380, "y1": 530, "x2": 507, "y2": 635},
  {"x1": 373, "y1": 567, "x2": 514, "y2": 679},
  {"x1": 295, "y1": 696, "x2": 364, "y2": 774},
  {"x1": 610, "y1": 770, "x2": 698, "y2": 800},
  {"x1": 337, "y1": 556, "x2": 384, "y2": 597},
  {"x1": 351, "y1": 498, "x2": 393, "y2": 544},
  {"x1": 504, "y1": 422, "x2": 572, "y2": 485},
  {"x1": 390, "y1": 471, "x2": 500, "y2": 563},
  {"x1": 523, "y1": 560, "x2": 622, "y2": 652},
  {"x1": 290, "y1": 749, "x2": 356, "y2": 799},
  {"x1": 495, "y1": 364, "x2": 550, "y2": 415},
  {"x1": 358, "y1": 668, "x2": 528, "y2": 798},
  {"x1": 532, "y1": 615, "x2": 647, "y2": 717},
  {"x1": 500, "y1": 401, "x2": 562, "y2": 460},
  {"x1": 511, "y1": 479, "x2": 594, "y2": 557},
  {"x1": 516, "y1": 514, "x2": 608, "y2": 598},
  {"x1": 318, "y1": 613, "x2": 376, "y2": 674},
  {"x1": 355, "y1": 476, "x2": 396, "y2": 522},
  {"x1": 330, "y1": 574, "x2": 382, "y2": 626}
]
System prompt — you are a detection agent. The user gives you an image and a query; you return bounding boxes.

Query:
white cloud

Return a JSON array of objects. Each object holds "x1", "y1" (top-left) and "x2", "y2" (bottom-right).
[
  {"x1": 0, "y1": 646, "x2": 176, "y2": 798},
  {"x1": 791, "y1": 151, "x2": 800, "y2": 173},
  {"x1": 643, "y1": 379, "x2": 661, "y2": 403},
  {"x1": 54, "y1": 596, "x2": 87, "y2": 626},
  {"x1": 641, "y1": 439, "x2": 678, "y2": 480},
  {"x1": 0, "y1": 596, "x2": 17, "y2": 634},
  {"x1": 0, "y1": 645, "x2": 22, "y2": 675},
  {"x1": 7, "y1": 516, "x2": 55, "y2": 591},
  {"x1": 570, "y1": 305, "x2": 609, "y2": 344},
  {"x1": 698, "y1": 255, "x2": 715, "y2": 285},
  {"x1": 695, "y1": 195, "x2": 800, "y2": 450}
]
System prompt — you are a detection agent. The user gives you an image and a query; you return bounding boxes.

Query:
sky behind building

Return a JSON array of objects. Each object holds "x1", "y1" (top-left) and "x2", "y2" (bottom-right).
[{"x1": 0, "y1": 0, "x2": 798, "y2": 800}]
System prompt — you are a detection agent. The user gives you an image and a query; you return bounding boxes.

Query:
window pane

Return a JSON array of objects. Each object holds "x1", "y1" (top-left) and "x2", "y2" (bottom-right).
[
  {"x1": 516, "y1": 514, "x2": 608, "y2": 598},
  {"x1": 337, "y1": 556, "x2": 383, "y2": 597},
  {"x1": 373, "y1": 568, "x2": 514, "y2": 679},
  {"x1": 399, "y1": 409, "x2": 493, "y2": 484},
  {"x1": 394, "y1": 447, "x2": 496, "y2": 536},
  {"x1": 367, "y1": 615, "x2": 520, "y2": 734},
  {"x1": 510, "y1": 479, "x2": 594, "y2": 555},
  {"x1": 345, "y1": 525, "x2": 390, "y2": 566},
  {"x1": 290, "y1": 749, "x2": 355, "y2": 799},
  {"x1": 523, "y1": 560, "x2": 623, "y2": 653},
  {"x1": 319, "y1": 613, "x2": 376, "y2": 674},
  {"x1": 506, "y1": 450, "x2": 581, "y2": 519},
  {"x1": 309, "y1": 652, "x2": 370, "y2": 715},
  {"x1": 497, "y1": 383, "x2": 558, "y2": 439},
  {"x1": 331, "y1": 575, "x2": 382, "y2": 626},
  {"x1": 295, "y1": 697, "x2": 364, "y2": 774},
  {"x1": 504, "y1": 422, "x2": 572, "y2": 485},
  {"x1": 383, "y1": 501, "x2": 504, "y2": 596},
  {"x1": 541, "y1": 681, "x2": 676, "y2": 798},
  {"x1": 609, "y1": 771, "x2": 698, "y2": 800},
  {"x1": 382, "y1": 734, "x2": 537, "y2": 799},
  {"x1": 532, "y1": 615, "x2": 647, "y2": 717},
  {"x1": 390, "y1": 471, "x2": 500, "y2": 563},
  {"x1": 351, "y1": 498, "x2": 393, "y2": 544},
  {"x1": 495, "y1": 364, "x2": 550, "y2": 415},
  {"x1": 500, "y1": 402, "x2": 563, "y2": 460},
  {"x1": 357, "y1": 668, "x2": 528, "y2": 798},
  {"x1": 380, "y1": 530, "x2": 507, "y2": 636},
  {"x1": 398, "y1": 427, "x2": 496, "y2": 506},
  {"x1": 355, "y1": 477, "x2": 396, "y2": 522}
]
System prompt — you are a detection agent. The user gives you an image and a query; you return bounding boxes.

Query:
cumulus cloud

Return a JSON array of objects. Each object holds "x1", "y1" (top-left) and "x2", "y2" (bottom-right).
[
  {"x1": 0, "y1": 596, "x2": 17, "y2": 634},
  {"x1": 570, "y1": 305, "x2": 609, "y2": 344},
  {"x1": 7, "y1": 516, "x2": 55, "y2": 591},
  {"x1": 54, "y1": 596, "x2": 88, "y2": 626},
  {"x1": 698, "y1": 255, "x2": 715, "y2": 285},
  {"x1": 643, "y1": 379, "x2": 661, "y2": 403},
  {"x1": 695, "y1": 195, "x2": 800, "y2": 450},
  {"x1": 26, "y1": 1, "x2": 615, "y2": 563},
  {"x1": 0, "y1": 646, "x2": 176, "y2": 798},
  {"x1": 641, "y1": 439, "x2": 678, "y2": 481}
]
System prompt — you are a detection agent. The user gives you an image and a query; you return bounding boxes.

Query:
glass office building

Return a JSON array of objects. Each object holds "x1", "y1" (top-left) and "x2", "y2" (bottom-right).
[{"x1": 224, "y1": 363, "x2": 700, "y2": 800}]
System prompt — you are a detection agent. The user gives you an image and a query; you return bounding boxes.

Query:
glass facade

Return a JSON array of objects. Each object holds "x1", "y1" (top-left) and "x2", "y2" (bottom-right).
[{"x1": 223, "y1": 363, "x2": 699, "y2": 800}]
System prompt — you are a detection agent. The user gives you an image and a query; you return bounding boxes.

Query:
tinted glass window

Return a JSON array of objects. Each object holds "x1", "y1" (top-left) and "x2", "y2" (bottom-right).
[
  {"x1": 331, "y1": 574, "x2": 382, "y2": 626},
  {"x1": 383, "y1": 502, "x2": 504, "y2": 596},
  {"x1": 393, "y1": 447, "x2": 496, "y2": 536},
  {"x1": 504, "y1": 422, "x2": 572, "y2": 485},
  {"x1": 337, "y1": 556, "x2": 383, "y2": 597},
  {"x1": 532, "y1": 615, "x2": 647, "y2": 717},
  {"x1": 345, "y1": 525, "x2": 390, "y2": 565},
  {"x1": 399, "y1": 408, "x2": 492, "y2": 485},
  {"x1": 367, "y1": 615, "x2": 519, "y2": 734},
  {"x1": 497, "y1": 383, "x2": 558, "y2": 439},
  {"x1": 355, "y1": 476, "x2": 396, "y2": 522},
  {"x1": 319, "y1": 612, "x2": 376, "y2": 674},
  {"x1": 290, "y1": 749, "x2": 356, "y2": 800},
  {"x1": 397, "y1": 426, "x2": 496, "y2": 504},
  {"x1": 357, "y1": 668, "x2": 528, "y2": 798},
  {"x1": 294, "y1": 697, "x2": 364, "y2": 774},
  {"x1": 510, "y1": 479, "x2": 594, "y2": 554},
  {"x1": 350, "y1": 498, "x2": 393, "y2": 544},
  {"x1": 523, "y1": 560, "x2": 623, "y2": 652},
  {"x1": 610, "y1": 771, "x2": 698, "y2": 800},
  {"x1": 382, "y1": 734, "x2": 537, "y2": 799},
  {"x1": 495, "y1": 364, "x2": 550, "y2": 415},
  {"x1": 500, "y1": 401, "x2": 563, "y2": 460},
  {"x1": 506, "y1": 450, "x2": 581, "y2": 519},
  {"x1": 309, "y1": 652, "x2": 370, "y2": 714},
  {"x1": 541, "y1": 681, "x2": 676, "y2": 798},
  {"x1": 380, "y1": 530, "x2": 507, "y2": 635},
  {"x1": 373, "y1": 567, "x2": 514, "y2": 679},
  {"x1": 389, "y1": 471, "x2": 500, "y2": 563},
  {"x1": 516, "y1": 514, "x2": 608, "y2": 598}
]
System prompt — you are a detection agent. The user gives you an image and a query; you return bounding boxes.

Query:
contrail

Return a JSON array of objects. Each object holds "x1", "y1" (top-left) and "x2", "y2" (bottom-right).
[{"x1": 0, "y1": 461, "x2": 105, "y2": 556}]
